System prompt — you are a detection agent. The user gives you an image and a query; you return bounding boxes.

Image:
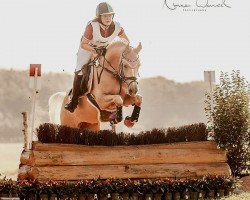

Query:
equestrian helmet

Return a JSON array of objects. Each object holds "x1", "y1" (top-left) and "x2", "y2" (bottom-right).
[{"x1": 96, "y1": 2, "x2": 114, "y2": 16}]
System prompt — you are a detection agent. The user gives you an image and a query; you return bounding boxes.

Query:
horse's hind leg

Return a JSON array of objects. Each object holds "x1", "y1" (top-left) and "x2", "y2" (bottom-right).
[{"x1": 78, "y1": 122, "x2": 100, "y2": 132}]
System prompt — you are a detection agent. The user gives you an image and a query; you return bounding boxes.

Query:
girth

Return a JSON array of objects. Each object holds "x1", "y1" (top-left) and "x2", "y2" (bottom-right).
[{"x1": 86, "y1": 93, "x2": 114, "y2": 122}]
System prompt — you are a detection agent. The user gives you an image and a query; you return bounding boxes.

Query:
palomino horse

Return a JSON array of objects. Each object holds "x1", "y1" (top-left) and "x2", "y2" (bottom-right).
[{"x1": 49, "y1": 40, "x2": 142, "y2": 131}]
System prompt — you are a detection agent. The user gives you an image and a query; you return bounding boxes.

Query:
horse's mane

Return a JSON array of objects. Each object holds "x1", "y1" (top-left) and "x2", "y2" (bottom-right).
[{"x1": 107, "y1": 39, "x2": 129, "y2": 51}]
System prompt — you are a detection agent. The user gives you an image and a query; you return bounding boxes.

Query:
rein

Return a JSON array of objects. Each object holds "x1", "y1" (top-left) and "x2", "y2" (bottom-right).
[{"x1": 95, "y1": 49, "x2": 139, "y2": 94}]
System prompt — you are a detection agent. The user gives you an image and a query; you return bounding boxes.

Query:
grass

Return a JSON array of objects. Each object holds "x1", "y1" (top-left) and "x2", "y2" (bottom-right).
[{"x1": 221, "y1": 192, "x2": 250, "y2": 199}]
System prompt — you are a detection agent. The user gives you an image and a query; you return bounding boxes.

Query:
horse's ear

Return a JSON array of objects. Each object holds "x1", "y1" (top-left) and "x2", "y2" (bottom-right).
[{"x1": 134, "y1": 42, "x2": 142, "y2": 54}]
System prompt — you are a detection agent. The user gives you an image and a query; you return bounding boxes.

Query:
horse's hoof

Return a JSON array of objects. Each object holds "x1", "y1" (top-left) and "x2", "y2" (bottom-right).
[{"x1": 124, "y1": 116, "x2": 135, "y2": 128}]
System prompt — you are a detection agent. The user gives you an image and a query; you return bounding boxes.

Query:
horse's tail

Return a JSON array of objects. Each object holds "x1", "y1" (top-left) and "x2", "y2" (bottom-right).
[{"x1": 48, "y1": 92, "x2": 66, "y2": 125}]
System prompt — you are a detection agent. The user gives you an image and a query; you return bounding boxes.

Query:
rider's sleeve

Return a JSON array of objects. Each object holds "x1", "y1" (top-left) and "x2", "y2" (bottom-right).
[{"x1": 83, "y1": 23, "x2": 93, "y2": 40}]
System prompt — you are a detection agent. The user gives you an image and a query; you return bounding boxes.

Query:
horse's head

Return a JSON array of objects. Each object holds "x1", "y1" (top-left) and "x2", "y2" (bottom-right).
[{"x1": 105, "y1": 41, "x2": 142, "y2": 97}]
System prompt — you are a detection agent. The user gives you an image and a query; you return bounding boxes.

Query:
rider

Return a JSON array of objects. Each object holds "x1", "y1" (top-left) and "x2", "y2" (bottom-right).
[{"x1": 65, "y1": 2, "x2": 129, "y2": 113}]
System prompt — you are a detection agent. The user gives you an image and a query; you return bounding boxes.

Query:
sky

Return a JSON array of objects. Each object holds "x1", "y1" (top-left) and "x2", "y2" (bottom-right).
[{"x1": 0, "y1": 0, "x2": 250, "y2": 83}]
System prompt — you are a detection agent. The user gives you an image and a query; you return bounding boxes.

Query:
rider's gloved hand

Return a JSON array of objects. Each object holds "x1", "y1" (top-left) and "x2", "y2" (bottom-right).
[{"x1": 94, "y1": 47, "x2": 106, "y2": 56}]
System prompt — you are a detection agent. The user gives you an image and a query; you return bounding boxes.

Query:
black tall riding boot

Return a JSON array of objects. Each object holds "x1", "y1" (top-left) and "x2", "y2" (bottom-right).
[{"x1": 64, "y1": 74, "x2": 83, "y2": 113}]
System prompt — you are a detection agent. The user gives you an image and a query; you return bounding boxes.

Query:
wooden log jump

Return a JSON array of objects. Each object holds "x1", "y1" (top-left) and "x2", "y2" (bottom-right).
[{"x1": 18, "y1": 141, "x2": 231, "y2": 181}]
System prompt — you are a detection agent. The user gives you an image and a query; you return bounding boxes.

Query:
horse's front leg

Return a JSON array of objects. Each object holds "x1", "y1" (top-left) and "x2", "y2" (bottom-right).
[
  {"x1": 98, "y1": 94, "x2": 123, "y2": 123},
  {"x1": 123, "y1": 94, "x2": 143, "y2": 128}
]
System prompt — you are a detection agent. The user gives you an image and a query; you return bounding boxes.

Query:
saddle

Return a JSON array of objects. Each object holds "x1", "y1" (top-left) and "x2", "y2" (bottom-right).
[
  {"x1": 68, "y1": 59, "x2": 114, "y2": 122},
  {"x1": 68, "y1": 60, "x2": 95, "y2": 97}
]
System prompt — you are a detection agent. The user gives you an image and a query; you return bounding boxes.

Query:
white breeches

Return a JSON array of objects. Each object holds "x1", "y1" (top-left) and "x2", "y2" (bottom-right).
[{"x1": 75, "y1": 47, "x2": 92, "y2": 74}]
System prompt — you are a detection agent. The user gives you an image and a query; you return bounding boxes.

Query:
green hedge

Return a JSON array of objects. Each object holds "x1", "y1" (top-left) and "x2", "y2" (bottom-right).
[
  {"x1": 0, "y1": 176, "x2": 235, "y2": 199},
  {"x1": 37, "y1": 123, "x2": 208, "y2": 146}
]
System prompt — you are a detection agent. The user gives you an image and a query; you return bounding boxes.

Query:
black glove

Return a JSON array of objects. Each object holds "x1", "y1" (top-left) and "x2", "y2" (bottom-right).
[{"x1": 95, "y1": 47, "x2": 106, "y2": 56}]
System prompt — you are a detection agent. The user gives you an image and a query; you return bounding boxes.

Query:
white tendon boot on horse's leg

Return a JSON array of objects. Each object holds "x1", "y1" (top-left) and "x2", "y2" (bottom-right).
[{"x1": 48, "y1": 92, "x2": 66, "y2": 125}]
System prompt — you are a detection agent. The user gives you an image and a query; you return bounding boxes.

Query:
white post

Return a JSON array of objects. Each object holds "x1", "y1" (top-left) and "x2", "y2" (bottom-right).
[
  {"x1": 206, "y1": 71, "x2": 215, "y2": 108},
  {"x1": 29, "y1": 68, "x2": 38, "y2": 149},
  {"x1": 28, "y1": 64, "x2": 41, "y2": 149},
  {"x1": 204, "y1": 70, "x2": 215, "y2": 92},
  {"x1": 204, "y1": 70, "x2": 216, "y2": 134},
  {"x1": 209, "y1": 71, "x2": 213, "y2": 93}
]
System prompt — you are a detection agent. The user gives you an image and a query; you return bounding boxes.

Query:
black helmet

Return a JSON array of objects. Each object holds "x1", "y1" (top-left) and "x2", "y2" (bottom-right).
[{"x1": 96, "y1": 2, "x2": 114, "y2": 16}]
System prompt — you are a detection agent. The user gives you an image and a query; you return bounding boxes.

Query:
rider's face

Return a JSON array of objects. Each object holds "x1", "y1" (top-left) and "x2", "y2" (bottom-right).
[{"x1": 100, "y1": 14, "x2": 113, "y2": 26}]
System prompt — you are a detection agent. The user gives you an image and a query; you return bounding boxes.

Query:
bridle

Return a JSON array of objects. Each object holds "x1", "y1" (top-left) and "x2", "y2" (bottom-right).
[{"x1": 95, "y1": 47, "x2": 140, "y2": 94}]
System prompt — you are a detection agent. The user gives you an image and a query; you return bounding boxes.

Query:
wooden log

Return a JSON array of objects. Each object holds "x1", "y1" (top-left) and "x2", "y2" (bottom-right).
[
  {"x1": 18, "y1": 165, "x2": 31, "y2": 180},
  {"x1": 28, "y1": 163, "x2": 231, "y2": 181},
  {"x1": 31, "y1": 148, "x2": 226, "y2": 166},
  {"x1": 20, "y1": 150, "x2": 34, "y2": 166},
  {"x1": 18, "y1": 141, "x2": 231, "y2": 181},
  {"x1": 21, "y1": 112, "x2": 28, "y2": 150},
  {"x1": 32, "y1": 141, "x2": 218, "y2": 151}
]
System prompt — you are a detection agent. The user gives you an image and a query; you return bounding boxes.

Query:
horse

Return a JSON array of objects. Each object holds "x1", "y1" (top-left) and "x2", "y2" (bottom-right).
[{"x1": 49, "y1": 40, "x2": 142, "y2": 132}]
